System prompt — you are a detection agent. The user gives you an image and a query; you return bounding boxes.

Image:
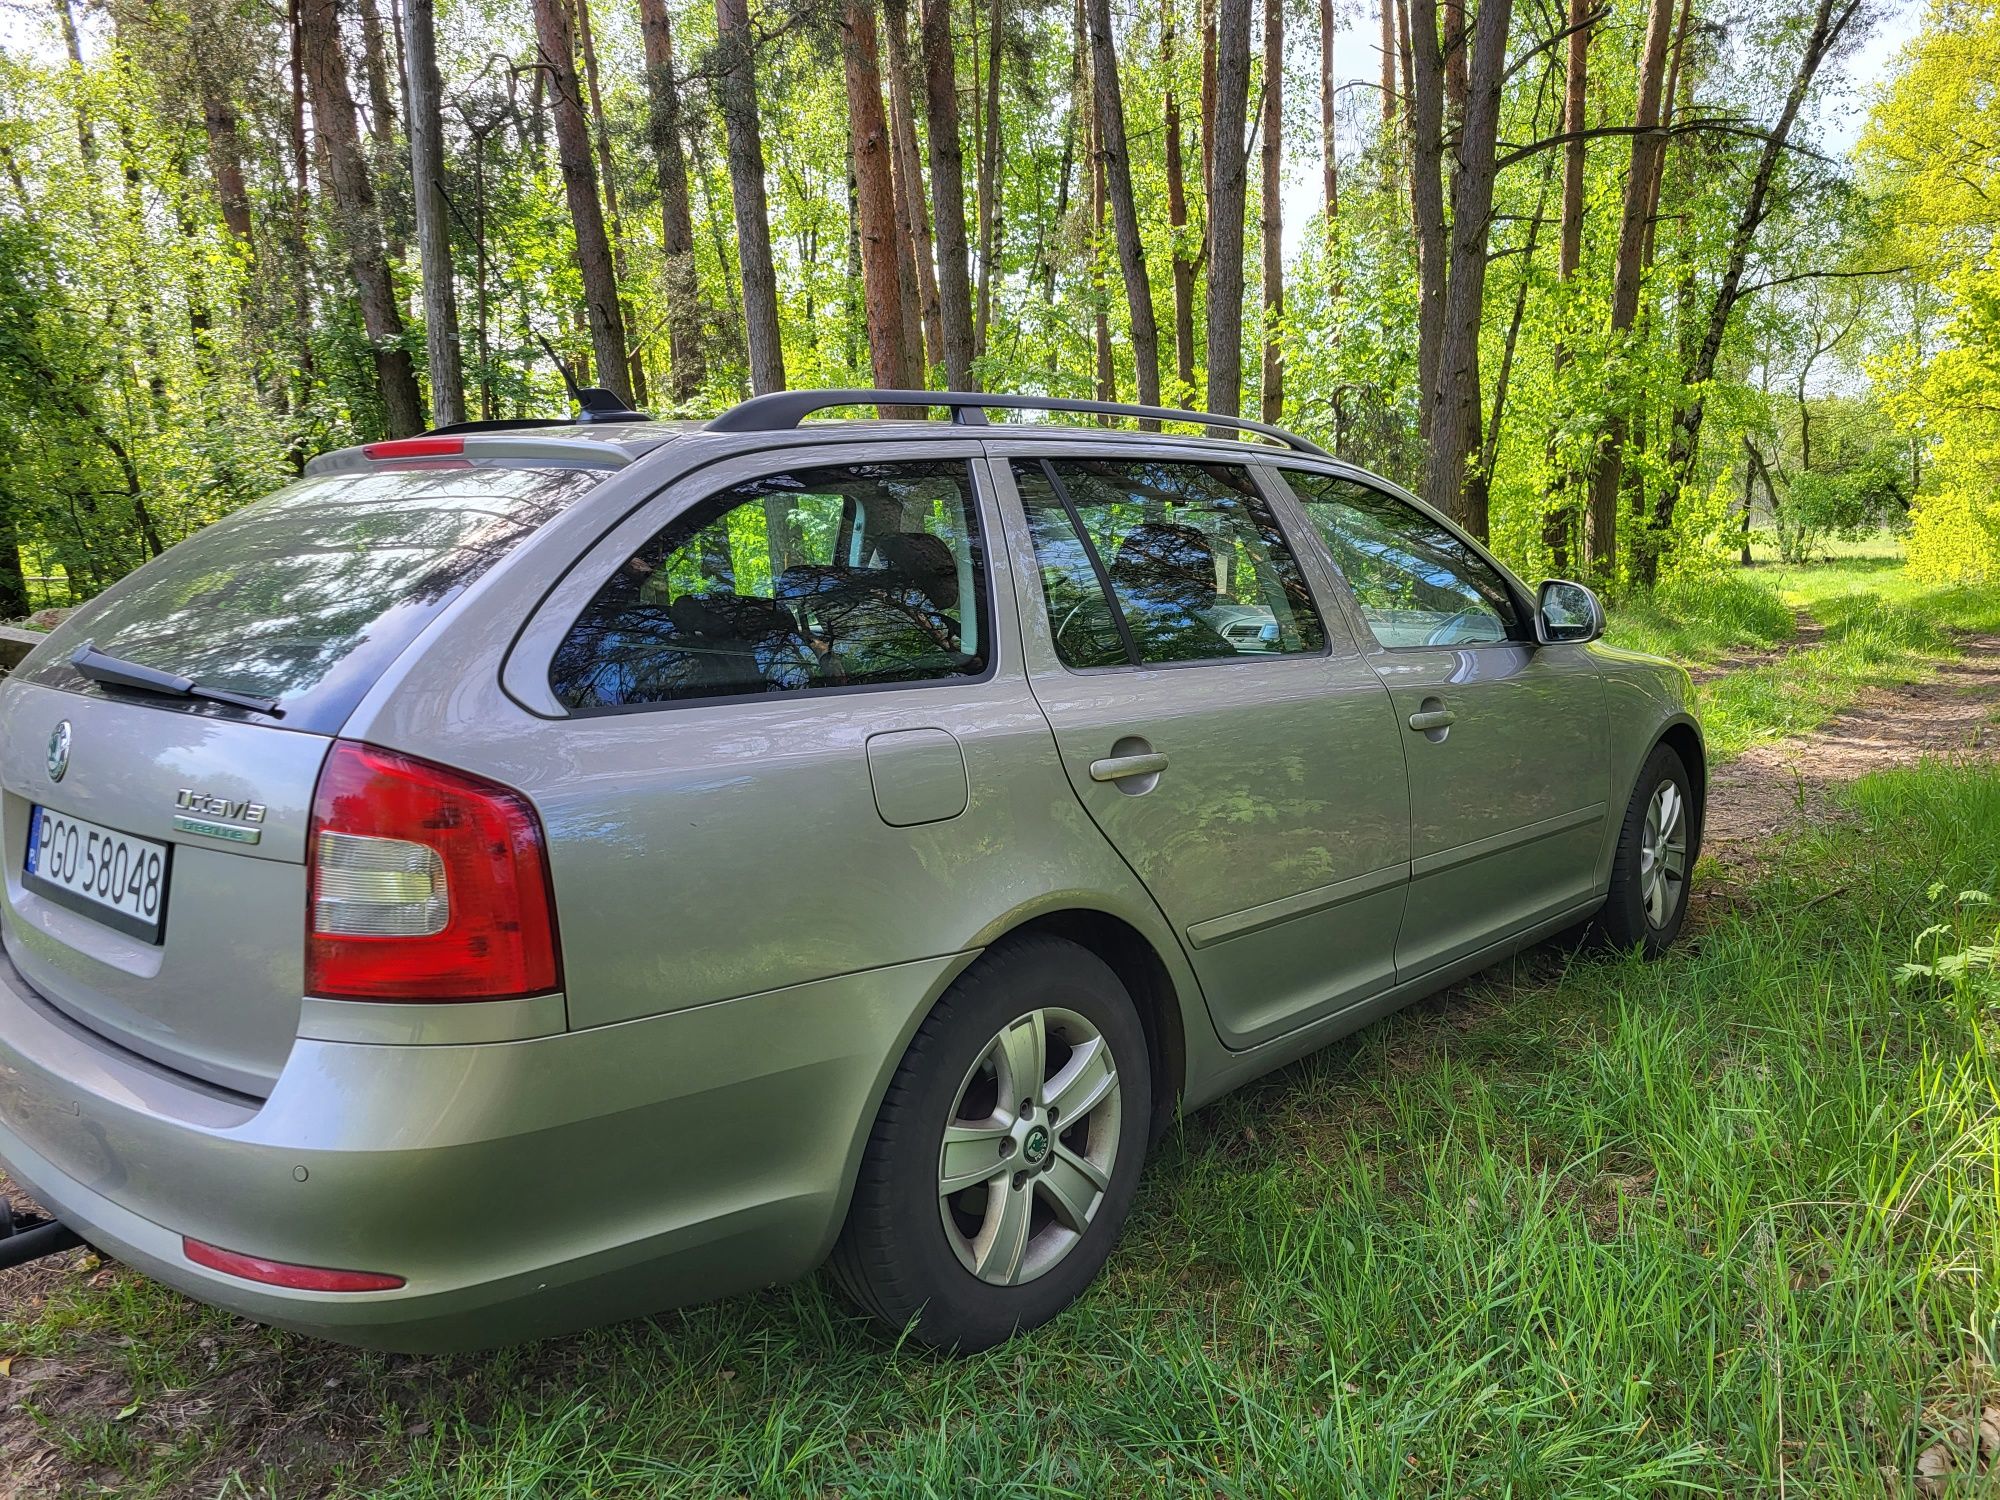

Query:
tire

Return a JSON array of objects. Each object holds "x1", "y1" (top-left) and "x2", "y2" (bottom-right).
[
  {"x1": 829, "y1": 935, "x2": 1152, "y2": 1352},
  {"x1": 1594, "y1": 742, "x2": 1696, "y2": 956}
]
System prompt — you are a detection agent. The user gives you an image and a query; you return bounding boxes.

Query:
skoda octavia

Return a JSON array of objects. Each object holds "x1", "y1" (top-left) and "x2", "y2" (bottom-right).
[{"x1": 0, "y1": 391, "x2": 1701, "y2": 1351}]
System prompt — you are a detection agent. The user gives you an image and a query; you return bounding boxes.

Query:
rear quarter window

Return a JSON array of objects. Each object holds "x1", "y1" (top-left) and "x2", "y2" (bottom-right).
[{"x1": 23, "y1": 466, "x2": 600, "y2": 734}]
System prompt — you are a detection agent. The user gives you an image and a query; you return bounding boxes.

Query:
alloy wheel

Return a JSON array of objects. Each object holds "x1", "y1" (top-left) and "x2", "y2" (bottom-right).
[
  {"x1": 1638, "y1": 778, "x2": 1689, "y2": 930},
  {"x1": 937, "y1": 1006, "x2": 1123, "y2": 1286}
]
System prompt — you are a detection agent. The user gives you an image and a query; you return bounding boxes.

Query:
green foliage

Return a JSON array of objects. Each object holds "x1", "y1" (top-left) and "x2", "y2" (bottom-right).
[{"x1": 1860, "y1": 0, "x2": 2000, "y2": 583}]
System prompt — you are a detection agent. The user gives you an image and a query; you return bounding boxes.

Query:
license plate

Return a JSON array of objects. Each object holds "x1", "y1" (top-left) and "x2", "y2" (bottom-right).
[{"x1": 24, "y1": 805, "x2": 171, "y2": 943}]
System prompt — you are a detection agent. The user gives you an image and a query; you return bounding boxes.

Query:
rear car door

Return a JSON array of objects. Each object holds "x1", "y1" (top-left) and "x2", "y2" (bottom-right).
[
  {"x1": 1270, "y1": 465, "x2": 1608, "y2": 978},
  {"x1": 989, "y1": 445, "x2": 1409, "y2": 1049}
]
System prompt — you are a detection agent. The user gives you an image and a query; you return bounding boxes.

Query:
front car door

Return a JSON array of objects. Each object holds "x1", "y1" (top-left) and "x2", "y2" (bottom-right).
[
  {"x1": 1268, "y1": 464, "x2": 1608, "y2": 979},
  {"x1": 988, "y1": 443, "x2": 1410, "y2": 1049}
]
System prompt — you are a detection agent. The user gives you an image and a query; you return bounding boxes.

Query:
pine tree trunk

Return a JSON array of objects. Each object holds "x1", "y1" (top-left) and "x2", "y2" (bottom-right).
[
  {"x1": 1416, "y1": 0, "x2": 1512, "y2": 537},
  {"x1": 530, "y1": 0, "x2": 631, "y2": 403},
  {"x1": 1539, "y1": 0, "x2": 1591, "y2": 572},
  {"x1": 1585, "y1": 0, "x2": 1676, "y2": 576},
  {"x1": 972, "y1": 0, "x2": 1003, "y2": 357},
  {"x1": 920, "y1": 0, "x2": 977, "y2": 388},
  {"x1": 356, "y1": 0, "x2": 406, "y2": 261},
  {"x1": 638, "y1": 0, "x2": 707, "y2": 401},
  {"x1": 716, "y1": 0, "x2": 786, "y2": 392},
  {"x1": 1319, "y1": 0, "x2": 1337, "y2": 220},
  {"x1": 574, "y1": 0, "x2": 646, "y2": 404},
  {"x1": 1408, "y1": 0, "x2": 1445, "y2": 440},
  {"x1": 1259, "y1": 0, "x2": 1282, "y2": 423},
  {"x1": 1086, "y1": 0, "x2": 1162, "y2": 411},
  {"x1": 1206, "y1": 0, "x2": 1250, "y2": 417},
  {"x1": 299, "y1": 0, "x2": 424, "y2": 436},
  {"x1": 1164, "y1": 0, "x2": 1197, "y2": 394},
  {"x1": 1379, "y1": 0, "x2": 1396, "y2": 124},
  {"x1": 885, "y1": 0, "x2": 944, "y2": 379},
  {"x1": 844, "y1": 0, "x2": 923, "y2": 407},
  {"x1": 403, "y1": 0, "x2": 465, "y2": 425}
]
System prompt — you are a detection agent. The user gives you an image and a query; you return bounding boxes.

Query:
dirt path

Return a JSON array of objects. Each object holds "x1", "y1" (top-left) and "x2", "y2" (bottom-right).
[
  {"x1": 1686, "y1": 608, "x2": 1826, "y2": 685},
  {"x1": 1701, "y1": 630, "x2": 2000, "y2": 870}
]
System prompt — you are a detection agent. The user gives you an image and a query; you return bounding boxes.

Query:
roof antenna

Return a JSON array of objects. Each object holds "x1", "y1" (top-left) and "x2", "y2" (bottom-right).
[{"x1": 532, "y1": 332, "x2": 650, "y2": 424}]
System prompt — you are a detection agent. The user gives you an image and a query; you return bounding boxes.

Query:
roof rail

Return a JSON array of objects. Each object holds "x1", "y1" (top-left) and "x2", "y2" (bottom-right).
[{"x1": 705, "y1": 389, "x2": 1330, "y2": 457}]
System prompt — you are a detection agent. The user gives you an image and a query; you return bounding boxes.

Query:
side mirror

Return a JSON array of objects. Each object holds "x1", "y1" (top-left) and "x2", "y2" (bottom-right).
[{"x1": 1536, "y1": 578, "x2": 1605, "y2": 645}]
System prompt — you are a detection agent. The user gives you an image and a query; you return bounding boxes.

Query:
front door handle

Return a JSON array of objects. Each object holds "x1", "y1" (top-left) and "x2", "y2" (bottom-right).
[
  {"x1": 1406, "y1": 709, "x2": 1455, "y2": 732},
  {"x1": 1090, "y1": 751, "x2": 1170, "y2": 782}
]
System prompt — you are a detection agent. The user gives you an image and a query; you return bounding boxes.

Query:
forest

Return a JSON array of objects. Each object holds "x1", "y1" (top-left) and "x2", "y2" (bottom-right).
[{"x1": 0, "y1": 0, "x2": 1993, "y2": 615}]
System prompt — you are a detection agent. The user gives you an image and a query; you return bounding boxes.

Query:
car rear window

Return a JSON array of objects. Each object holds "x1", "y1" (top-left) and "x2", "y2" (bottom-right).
[{"x1": 23, "y1": 465, "x2": 601, "y2": 734}]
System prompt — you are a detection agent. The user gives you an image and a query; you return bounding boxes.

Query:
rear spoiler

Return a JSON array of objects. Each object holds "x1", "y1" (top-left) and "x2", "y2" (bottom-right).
[{"x1": 305, "y1": 434, "x2": 635, "y2": 477}]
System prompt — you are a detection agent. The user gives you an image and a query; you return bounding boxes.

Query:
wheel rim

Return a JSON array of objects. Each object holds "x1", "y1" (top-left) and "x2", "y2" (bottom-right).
[
  {"x1": 1638, "y1": 778, "x2": 1689, "y2": 930},
  {"x1": 937, "y1": 1007, "x2": 1123, "y2": 1287}
]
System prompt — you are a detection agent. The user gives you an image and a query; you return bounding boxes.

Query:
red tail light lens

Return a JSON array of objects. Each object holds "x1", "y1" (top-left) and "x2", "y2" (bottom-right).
[
  {"x1": 306, "y1": 740, "x2": 561, "y2": 1001},
  {"x1": 184, "y1": 1236, "x2": 405, "y2": 1292},
  {"x1": 361, "y1": 436, "x2": 466, "y2": 462}
]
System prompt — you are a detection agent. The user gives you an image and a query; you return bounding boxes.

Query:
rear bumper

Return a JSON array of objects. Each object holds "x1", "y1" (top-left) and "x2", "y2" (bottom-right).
[{"x1": 0, "y1": 946, "x2": 960, "y2": 1350}]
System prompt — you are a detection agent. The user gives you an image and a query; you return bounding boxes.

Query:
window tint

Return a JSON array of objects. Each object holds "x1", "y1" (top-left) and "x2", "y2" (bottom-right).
[
  {"x1": 552, "y1": 461, "x2": 986, "y2": 710},
  {"x1": 24, "y1": 466, "x2": 599, "y2": 735},
  {"x1": 1013, "y1": 458, "x2": 1325, "y2": 667},
  {"x1": 1284, "y1": 471, "x2": 1521, "y2": 648}
]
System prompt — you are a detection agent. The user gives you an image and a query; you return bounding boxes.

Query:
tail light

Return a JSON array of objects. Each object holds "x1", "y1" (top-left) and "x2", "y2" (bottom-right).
[
  {"x1": 306, "y1": 740, "x2": 561, "y2": 1001},
  {"x1": 184, "y1": 1236, "x2": 406, "y2": 1293}
]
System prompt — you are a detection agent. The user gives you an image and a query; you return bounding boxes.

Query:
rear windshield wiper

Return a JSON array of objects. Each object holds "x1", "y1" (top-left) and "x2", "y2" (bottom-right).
[{"x1": 70, "y1": 641, "x2": 284, "y2": 718}]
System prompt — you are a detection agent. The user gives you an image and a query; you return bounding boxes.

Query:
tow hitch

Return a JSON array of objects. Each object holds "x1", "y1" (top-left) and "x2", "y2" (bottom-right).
[{"x1": 0, "y1": 1198, "x2": 82, "y2": 1271}]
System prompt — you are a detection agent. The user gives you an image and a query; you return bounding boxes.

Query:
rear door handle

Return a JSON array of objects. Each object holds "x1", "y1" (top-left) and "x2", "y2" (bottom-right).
[
  {"x1": 1090, "y1": 751, "x2": 1170, "y2": 782},
  {"x1": 1407, "y1": 708, "x2": 1456, "y2": 732}
]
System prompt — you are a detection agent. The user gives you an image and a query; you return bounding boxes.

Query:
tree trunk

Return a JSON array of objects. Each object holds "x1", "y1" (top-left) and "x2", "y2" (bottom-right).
[
  {"x1": 1379, "y1": 0, "x2": 1396, "y2": 124},
  {"x1": 885, "y1": 0, "x2": 944, "y2": 380},
  {"x1": 1319, "y1": 0, "x2": 1337, "y2": 220},
  {"x1": 1408, "y1": 0, "x2": 1446, "y2": 439},
  {"x1": 1584, "y1": 0, "x2": 1675, "y2": 576},
  {"x1": 1416, "y1": 0, "x2": 1512, "y2": 537},
  {"x1": 716, "y1": 0, "x2": 786, "y2": 392},
  {"x1": 1259, "y1": 0, "x2": 1282, "y2": 423},
  {"x1": 920, "y1": 0, "x2": 977, "y2": 388},
  {"x1": 356, "y1": 0, "x2": 405, "y2": 260},
  {"x1": 1207, "y1": 0, "x2": 1250, "y2": 416},
  {"x1": 1165, "y1": 0, "x2": 1196, "y2": 394},
  {"x1": 201, "y1": 88, "x2": 254, "y2": 250},
  {"x1": 1202, "y1": 0, "x2": 1216, "y2": 200},
  {"x1": 531, "y1": 0, "x2": 631, "y2": 403},
  {"x1": 844, "y1": 0, "x2": 924, "y2": 407},
  {"x1": 1656, "y1": 0, "x2": 1864, "y2": 563},
  {"x1": 403, "y1": 0, "x2": 465, "y2": 425},
  {"x1": 0, "y1": 495, "x2": 28, "y2": 621},
  {"x1": 638, "y1": 0, "x2": 707, "y2": 401},
  {"x1": 574, "y1": 0, "x2": 646, "y2": 404},
  {"x1": 299, "y1": 0, "x2": 424, "y2": 436},
  {"x1": 1086, "y1": 0, "x2": 1163, "y2": 411},
  {"x1": 972, "y1": 0, "x2": 1003, "y2": 357},
  {"x1": 1539, "y1": 0, "x2": 1590, "y2": 571}
]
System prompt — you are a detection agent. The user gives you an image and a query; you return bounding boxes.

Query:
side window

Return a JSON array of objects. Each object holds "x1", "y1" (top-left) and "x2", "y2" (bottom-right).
[
  {"x1": 1283, "y1": 470, "x2": 1521, "y2": 648},
  {"x1": 551, "y1": 461, "x2": 986, "y2": 710},
  {"x1": 1012, "y1": 457, "x2": 1326, "y2": 667}
]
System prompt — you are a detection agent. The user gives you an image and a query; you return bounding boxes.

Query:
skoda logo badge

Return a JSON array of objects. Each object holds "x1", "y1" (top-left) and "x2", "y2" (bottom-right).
[
  {"x1": 1023, "y1": 1124, "x2": 1051, "y2": 1166},
  {"x1": 45, "y1": 721, "x2": 70, "y2": 783}
]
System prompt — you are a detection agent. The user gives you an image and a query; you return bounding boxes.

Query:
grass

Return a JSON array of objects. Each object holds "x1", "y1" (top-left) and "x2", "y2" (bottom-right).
[{"x1": 6, "y1": 555, "x2": 2000, "y2": 1496}]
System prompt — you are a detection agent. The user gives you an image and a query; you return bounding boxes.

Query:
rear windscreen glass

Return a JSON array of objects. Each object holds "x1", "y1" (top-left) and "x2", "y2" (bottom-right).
[{"x1": 23, "y1": 466, "x2": 601, "y2": 734}]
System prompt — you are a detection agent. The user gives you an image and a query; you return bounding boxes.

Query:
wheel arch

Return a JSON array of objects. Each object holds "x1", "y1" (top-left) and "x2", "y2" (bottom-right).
[
  {"x1": 986, "y1": 909, "x2": 1187, "y2": 1144},
  {"x1": 1654, "y1": 716, "x2": 1707, "y2": 857}
]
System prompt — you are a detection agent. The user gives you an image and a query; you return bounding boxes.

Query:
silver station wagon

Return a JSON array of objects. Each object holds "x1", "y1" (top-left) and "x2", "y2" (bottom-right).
[{"x1": 0, "y1": 391, "x2": 1702, "y2": 1352}]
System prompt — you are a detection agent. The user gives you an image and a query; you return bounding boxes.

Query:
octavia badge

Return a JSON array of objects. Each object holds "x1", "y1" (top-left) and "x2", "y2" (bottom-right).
[{"x1": 46, "y1": 721, "x2": 70, "y2": 783}]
